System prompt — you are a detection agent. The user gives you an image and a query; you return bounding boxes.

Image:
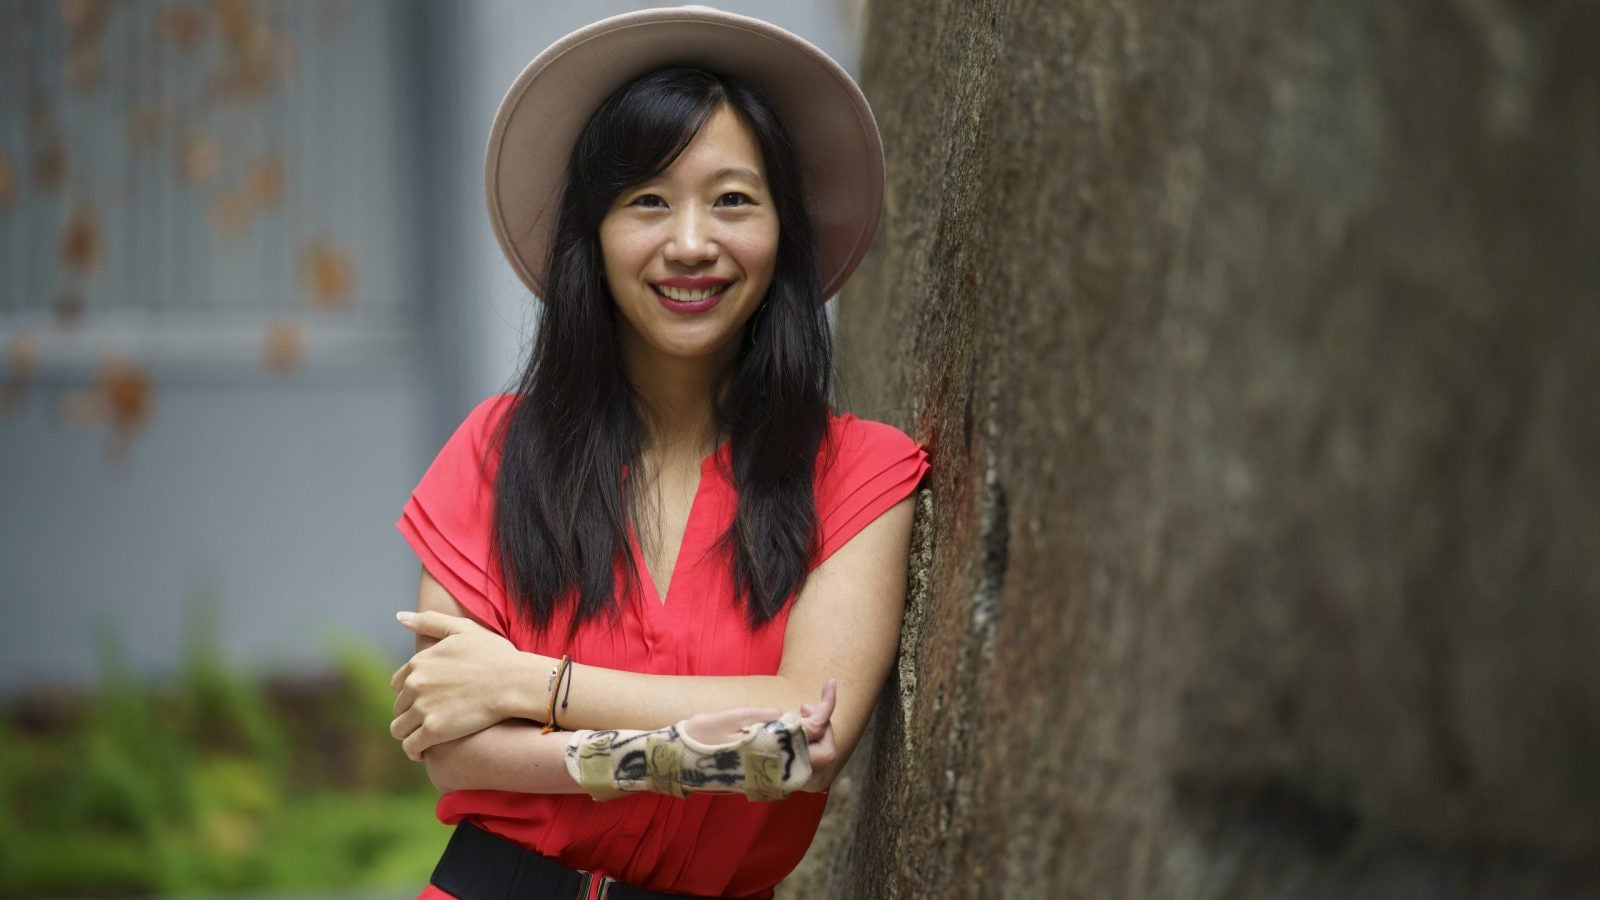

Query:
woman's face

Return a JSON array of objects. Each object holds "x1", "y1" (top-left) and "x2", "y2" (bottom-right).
[{"x1": 600, "y1": 104, "x2": 779, "y2": 372}]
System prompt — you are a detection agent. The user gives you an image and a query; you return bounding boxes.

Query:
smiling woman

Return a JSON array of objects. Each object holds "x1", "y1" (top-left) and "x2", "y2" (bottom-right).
[
  {"x1": 602, "y1": 103, "x2": 780, "y2": 367},
  {"x1": 387, "y1": 8, "x2": 925, "y2": 900}
]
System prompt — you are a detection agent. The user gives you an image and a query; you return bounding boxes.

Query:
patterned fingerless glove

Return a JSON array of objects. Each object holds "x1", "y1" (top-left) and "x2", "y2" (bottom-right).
[{"x1": 564, "y1": 713, "x2": 812, "y2": 802}]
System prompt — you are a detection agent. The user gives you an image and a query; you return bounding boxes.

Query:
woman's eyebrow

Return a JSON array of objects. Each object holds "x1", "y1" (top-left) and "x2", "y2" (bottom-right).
[{"x1": 706, "y1": 166, "x2": 764, "y2": 184}]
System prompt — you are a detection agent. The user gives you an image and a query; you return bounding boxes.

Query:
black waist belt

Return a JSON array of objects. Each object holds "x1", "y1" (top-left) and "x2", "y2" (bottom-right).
[{"x1": 431, "y1": 820, "x2": 713, "y2": 900}]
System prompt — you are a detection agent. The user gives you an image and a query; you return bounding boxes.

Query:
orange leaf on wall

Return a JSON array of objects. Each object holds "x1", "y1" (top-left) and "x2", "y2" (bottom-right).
[
  {"x1": 178, "y1": 126, "x2": 221, "y2": 186},
  {"x1": 300, "y1": 237, "x2": 356, "y2": 311},
  {"x1": 59, "y1": 203, "x2": 104, "y2": 273},
  {"x1": 2, "y1": 333, "x2": 42, "y2": 415},
  {"x1": 263, "y1": 315, "x2": 305, "y2": 373},
  {"x1": 0, "y1": 148, "x2": 14, "y2": 208}
]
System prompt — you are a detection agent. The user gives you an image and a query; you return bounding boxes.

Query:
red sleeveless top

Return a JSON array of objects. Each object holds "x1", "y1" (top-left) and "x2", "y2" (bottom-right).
[{"x1": 397, "y1": 396, "x2": 928, "y2": 899}]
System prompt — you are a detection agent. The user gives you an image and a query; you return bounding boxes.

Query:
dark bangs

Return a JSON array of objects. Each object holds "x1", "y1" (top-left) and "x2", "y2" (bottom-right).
[{"x1": 561, "y1": 69, "x2": 731, "y2": 234}]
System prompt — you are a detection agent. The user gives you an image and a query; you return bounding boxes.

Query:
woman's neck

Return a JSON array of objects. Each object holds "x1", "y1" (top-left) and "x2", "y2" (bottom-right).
[{"x1": 623, "y1": 344, "x2": 729, "y2": 466}]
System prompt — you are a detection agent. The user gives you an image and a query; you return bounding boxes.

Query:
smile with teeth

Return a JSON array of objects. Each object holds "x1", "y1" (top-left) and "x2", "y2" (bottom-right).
[{"x1": 655, "y1": 282, "x2": 729, "y2": 302}]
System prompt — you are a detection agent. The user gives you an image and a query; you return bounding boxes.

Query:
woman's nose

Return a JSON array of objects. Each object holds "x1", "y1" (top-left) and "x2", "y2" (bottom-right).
[{"x1": 664, "y1": 209, "x2": 718, "y2": 264}]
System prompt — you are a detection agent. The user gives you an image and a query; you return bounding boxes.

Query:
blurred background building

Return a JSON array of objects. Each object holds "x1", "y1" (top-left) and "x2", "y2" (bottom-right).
[{"x1": 0, "y1": 0, "x2": 863, "y2": 690}]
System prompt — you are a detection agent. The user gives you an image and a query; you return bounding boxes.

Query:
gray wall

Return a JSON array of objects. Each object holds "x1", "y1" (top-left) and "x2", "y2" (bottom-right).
[
  {"x1": 0, "y1": 369, "x2": 432, "y2": 687},
  {"x1": 0, "y1": 1, "x2": 860, "y2": 690}
]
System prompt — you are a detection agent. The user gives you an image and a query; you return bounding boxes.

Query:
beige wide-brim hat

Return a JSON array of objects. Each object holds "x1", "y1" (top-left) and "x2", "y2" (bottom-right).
[{"x1": 485, "y1": 5, "x2": 884, "y2": 301}]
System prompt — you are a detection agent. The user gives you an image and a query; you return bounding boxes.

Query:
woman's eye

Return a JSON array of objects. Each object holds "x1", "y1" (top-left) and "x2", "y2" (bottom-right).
[
  {"x1": 629, "y1": 194, "x2": 666, "y2": 209},
  {"x1": 715, "y1": 192, "x2": 751, "y2": 207}
]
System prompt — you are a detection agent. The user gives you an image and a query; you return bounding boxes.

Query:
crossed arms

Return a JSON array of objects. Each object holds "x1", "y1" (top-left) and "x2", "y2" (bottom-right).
[{"x1": 388, "y1": 497, "x2": 915, "y2": 797}]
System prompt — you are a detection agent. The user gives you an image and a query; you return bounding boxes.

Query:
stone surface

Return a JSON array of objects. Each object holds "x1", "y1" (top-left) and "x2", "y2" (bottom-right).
[{"x1": 782, "y1": 1, "x2": 1600, "y2": 897}]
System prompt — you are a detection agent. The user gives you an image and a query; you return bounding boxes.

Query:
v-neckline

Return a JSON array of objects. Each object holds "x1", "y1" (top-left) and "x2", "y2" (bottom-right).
[{"x1": 630, "y1": 443, "x2": 724, "y2": 608}]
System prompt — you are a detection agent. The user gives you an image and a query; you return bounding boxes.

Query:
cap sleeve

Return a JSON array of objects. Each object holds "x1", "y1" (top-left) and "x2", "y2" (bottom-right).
[
  {"x1": 813, "y1": 414, "x2": 930, "y2": 567},
  {"x1": 395, "y1": 395, "x2": 517, "y2": 636}
]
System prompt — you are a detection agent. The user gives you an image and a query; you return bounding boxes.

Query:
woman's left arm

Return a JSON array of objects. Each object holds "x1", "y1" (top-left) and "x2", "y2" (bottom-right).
[{"x1": 391, "y1": 496, "x2": 915, "y2": 784}]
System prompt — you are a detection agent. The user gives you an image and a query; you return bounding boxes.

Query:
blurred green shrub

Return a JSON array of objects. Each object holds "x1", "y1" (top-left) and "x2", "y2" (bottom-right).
[{"x1": 0, "y1": 628, "x2": 446, "y2": 897}]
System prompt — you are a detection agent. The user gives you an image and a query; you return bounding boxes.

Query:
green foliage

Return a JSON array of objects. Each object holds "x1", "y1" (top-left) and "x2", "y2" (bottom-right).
[{"x1": 0, "y1": 629, "x2": 448, "y2": 898}]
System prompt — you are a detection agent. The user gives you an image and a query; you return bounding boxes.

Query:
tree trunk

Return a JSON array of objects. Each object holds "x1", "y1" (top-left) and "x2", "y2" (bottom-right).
[{"x1": 783, "y1": 1, "x2": 1600, "y2": 897}]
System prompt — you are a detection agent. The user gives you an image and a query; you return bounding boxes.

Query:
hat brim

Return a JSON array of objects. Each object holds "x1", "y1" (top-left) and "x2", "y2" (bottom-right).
[{"x1": 485, "y1": 6, "x2": 883, "y2": 301}]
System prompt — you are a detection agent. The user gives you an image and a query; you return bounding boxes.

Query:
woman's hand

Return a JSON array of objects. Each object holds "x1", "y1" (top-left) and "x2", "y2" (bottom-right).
[
  {"x1": 389, "y1": 610, "x2": 529, "y2": 761},
  {"x1": 796, "y1": 678, "x2": 839, "y2": 790},
  {"x1": 677, "y1": 678, "x2": 840, "y2": 792}
]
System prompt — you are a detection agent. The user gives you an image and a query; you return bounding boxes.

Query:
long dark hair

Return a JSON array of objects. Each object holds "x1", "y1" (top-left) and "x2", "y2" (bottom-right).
[{"x1": 493, "y1": 67, "x2": 833, "y2": 637}]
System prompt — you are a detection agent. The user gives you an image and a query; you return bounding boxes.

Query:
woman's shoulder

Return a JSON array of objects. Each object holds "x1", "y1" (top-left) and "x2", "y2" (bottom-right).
[
  {"x1": 823, "y1": 411, "x2": 924, "y2": 464},
  {"x1": 436, "y1": 394, "x2": 520, "y2": 458},
  {"x1": 462, "y1": 393, "x2": 520, "y2": 436},
  {"x1": 415, "y1": 394, "x2": 521, "y2": 492},
  {"x1": 815, "y1": 411, "x2": 928, "y2": 495},
  {"x1": 810, "y1": 411, "x2": 929, "y2": 562}
]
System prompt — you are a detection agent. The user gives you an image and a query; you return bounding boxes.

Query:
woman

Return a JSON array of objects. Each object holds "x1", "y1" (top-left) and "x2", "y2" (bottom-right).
[{"x1": 388, "y1": 8, "x2": 926, "y2": 899}]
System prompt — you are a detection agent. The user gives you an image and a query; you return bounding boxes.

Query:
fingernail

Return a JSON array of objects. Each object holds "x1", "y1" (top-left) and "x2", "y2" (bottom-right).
[{"x1": 396, "y1": 611, "x2": 416, "y2": 625}]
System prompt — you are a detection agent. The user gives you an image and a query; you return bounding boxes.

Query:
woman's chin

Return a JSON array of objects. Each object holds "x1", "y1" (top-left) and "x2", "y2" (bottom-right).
[
  {"x1": 656, "y1": 338, "x2": 739, "y2": 366},
  {"x1": 640, "y1": 323, "x2": 747, "y2": 364}
]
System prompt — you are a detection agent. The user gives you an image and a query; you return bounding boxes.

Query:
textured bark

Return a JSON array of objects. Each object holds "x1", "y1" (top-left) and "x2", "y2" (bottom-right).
[{"x1": 780, "y1": 1, "x2": 1600, "y2": 897}]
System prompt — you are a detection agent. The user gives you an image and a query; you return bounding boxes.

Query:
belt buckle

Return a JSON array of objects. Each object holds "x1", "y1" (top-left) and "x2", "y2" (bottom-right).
[{"x1": 575, "y1": 870, "x2": 617, "y2": 900}]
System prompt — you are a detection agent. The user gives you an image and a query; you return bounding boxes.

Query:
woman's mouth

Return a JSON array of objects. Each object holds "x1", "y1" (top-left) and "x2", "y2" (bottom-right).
[{"x1": 652, "y1": 278, "x2": 730, "y2": 314}]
